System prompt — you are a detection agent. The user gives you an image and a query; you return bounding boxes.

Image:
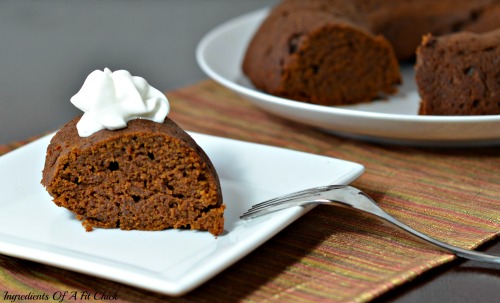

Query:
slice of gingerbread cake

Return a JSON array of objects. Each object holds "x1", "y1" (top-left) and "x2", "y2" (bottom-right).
[
  {"x1": 41, "y1": 68, "x2": 225, "y2": 236},
  {"x1": 242, "y1": 0, "x2": 402, "y2": 106},
  {"x1": 416, "y1": 30, "x2": 500, "y2": 115}
]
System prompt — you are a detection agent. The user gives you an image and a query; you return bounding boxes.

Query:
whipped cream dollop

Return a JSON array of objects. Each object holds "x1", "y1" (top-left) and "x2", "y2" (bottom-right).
[{"x1": 70, "y1": 68, "x2": 169, "y2": 137}]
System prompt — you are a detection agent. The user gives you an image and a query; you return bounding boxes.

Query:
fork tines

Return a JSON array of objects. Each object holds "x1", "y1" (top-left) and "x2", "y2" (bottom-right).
[{"x1": 240, "y1": 184, "x2": 346, "y2": 218}]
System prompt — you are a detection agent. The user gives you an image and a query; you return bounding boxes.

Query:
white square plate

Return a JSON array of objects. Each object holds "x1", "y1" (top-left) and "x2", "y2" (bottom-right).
[{"x1": 0, "y1": 132, "x2": 363, "y2": 296}]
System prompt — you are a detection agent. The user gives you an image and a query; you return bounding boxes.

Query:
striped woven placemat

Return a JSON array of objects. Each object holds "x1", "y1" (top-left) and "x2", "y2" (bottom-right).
[{"x1": 1, "y1": 80, "x2": 499, "y2": 302}]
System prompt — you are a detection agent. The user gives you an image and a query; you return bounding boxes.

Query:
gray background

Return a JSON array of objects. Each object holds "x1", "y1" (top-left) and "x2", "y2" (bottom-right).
[{"x1": 0, "y1": 0, "x2": 276, "y2": 144}]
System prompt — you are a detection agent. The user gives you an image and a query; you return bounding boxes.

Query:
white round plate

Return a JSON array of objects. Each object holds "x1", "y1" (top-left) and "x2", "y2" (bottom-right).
[{"x1": 196, "y1": 8, "x2": 500, "y2": 146}]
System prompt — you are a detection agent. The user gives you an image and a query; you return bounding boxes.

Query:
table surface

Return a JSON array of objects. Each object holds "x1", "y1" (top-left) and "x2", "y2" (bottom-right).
[{"x1": 1, "y1": 1, "x2": 499, "y2": 302}]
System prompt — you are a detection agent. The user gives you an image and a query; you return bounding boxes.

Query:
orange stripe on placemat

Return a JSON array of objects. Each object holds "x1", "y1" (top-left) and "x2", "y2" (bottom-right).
[
  {"x1": 0, "y1": 132, "x2": 53, "y2": 156},
  {"x1": 0, "y1": 141, "x2": 29, "y2": 156},
  {"x1": 0, "y1": 255, "x2": 133, "y2": 303},
  {"x1": 205, "y1": 206, "x2": 453, "y2": 302},
  {"x1": 168, "y1": 83, "x2": 337, "y2": 154}
]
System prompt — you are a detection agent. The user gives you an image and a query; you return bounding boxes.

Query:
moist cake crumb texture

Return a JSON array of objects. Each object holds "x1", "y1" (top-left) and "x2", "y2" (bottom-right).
[{"x1": 42, "y1": 117, "x2": 225, "y2": 236}]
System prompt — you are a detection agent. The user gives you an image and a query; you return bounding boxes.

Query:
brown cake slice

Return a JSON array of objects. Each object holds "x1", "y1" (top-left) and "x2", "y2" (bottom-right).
[
  {"x1": 416, "y1": 30, "x2": 500, "y2": 115},
  {"x1": 41, "y1": 116, "x2": 225, "y2": 236},
  {"x1": 242, "y1": 0, "x2": 401, "y2": 106}
]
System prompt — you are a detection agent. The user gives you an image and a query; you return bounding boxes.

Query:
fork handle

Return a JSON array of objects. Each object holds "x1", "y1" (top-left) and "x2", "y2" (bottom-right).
[{"x1": 378, "y1": 213, "x2": 500, "y2": 264}]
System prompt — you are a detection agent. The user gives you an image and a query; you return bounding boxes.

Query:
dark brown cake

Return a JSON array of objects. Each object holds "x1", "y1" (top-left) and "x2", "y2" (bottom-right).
[
  {"x1": 359, "y1": 0, "x2": 500, "y2": 61},
  {"x1": 41, "y1": 117, "x2": 225, "y2": 236},
  {"x1": 242, "y1": 0, "x2": 401, "y2": 106},
  {"x1": 242, "y1": 0, "x2": 500, "y2": 106},
  {"x1": 416, "y1": 30, "x2": 500, "y2": 115}
]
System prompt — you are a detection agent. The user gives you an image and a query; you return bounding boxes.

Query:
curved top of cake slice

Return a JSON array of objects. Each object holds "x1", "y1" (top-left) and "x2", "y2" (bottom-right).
[{"x1": 42, "y1": 116, "x2": 225, "y2": 236}]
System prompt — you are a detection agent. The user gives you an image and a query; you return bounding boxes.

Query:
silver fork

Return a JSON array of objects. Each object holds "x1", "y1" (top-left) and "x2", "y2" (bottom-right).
[{"x1": 240, "y1": 185, "x2": 500, "y2": 264}]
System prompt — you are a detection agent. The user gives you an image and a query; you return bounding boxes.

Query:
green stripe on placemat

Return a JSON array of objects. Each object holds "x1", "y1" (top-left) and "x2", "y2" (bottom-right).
[{"x1": 1, "y1": 80, "x2": 499, "y2": 303}]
